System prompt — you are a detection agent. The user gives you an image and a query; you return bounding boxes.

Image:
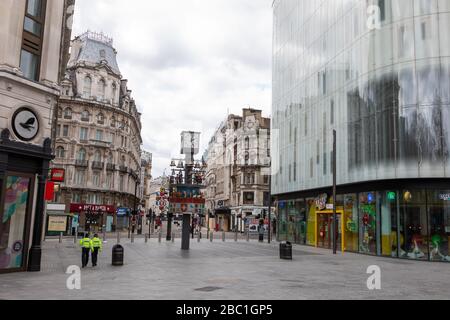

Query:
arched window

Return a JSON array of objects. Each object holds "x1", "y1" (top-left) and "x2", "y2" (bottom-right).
[
  {"x1": 107, "y1": 153, "x2": 114, "y2": 164},
  {"x1": 56, "y1": 146, "x2": 65, "y2": 158},
  {"x1": 64, "y1": 108, "x2": 72, "y2": 119},
  {"x1": 244, "y1": 151, "x2": 249, "y2": 166},
  {"x1": 97, "y1": 113, "x2": 105, "y2": 124},
  {"x1": 110, "y1": 116, "x2": 116, "y2": 127},
  {"x1": 94, "y1": 150, "x2": 102, "y2": 162},
  {"x1": 81, "y1": 110, "x2": 89, "y2": 122},
  {"x1": 77, "y1": 148, "x2": 86, "y2": 161},
  {"x1": 83, "y1": 76, "x2": 92, "y2": 99},
  {"x1": 98, "y1": 79, "x2": 106, "y2": 101}
]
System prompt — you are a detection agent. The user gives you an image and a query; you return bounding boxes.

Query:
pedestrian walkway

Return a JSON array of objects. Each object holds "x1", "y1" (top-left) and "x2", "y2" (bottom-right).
[{"x1": 1, "y1": 239, "x2": 449, "y2": 300}]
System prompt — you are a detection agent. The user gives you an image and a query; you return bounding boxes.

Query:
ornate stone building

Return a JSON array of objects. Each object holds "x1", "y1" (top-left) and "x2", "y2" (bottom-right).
[
  {"x1": 205, "y1": 108, "x2": 271, "y2": 232},
  {"x1": 52, "y1": 31, "x2": 143, "y2": 232}
]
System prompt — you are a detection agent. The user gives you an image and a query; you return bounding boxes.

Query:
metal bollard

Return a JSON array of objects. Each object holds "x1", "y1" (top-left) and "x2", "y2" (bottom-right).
[
  {"x1": 172, "y1": 232, "x2": 175, "y2": 243},
  {"x1": 59, "y1": 232, "x2": 63, "y2": 243},
  {"x1": 158, "y1": 231, "x2": 162, "y2": 243},
  {"x1": 74, "y1": 234, "x2": 77, "y2": 244},
  {"x1": 234, "y1": 232, "x2": 238, "y2": 242},
  {"x1": 210, "y1": 232, "x2": 213, "y2": 242},
  {"x1": 131, "y1": 233, "x2": 135, "y2": 243},
  {"x1": 197, "y1": 231, "x2": 201, "y2": 243},
  {"x1": 246, "y1": 232, "x2": 250, "y2": 242},
  {"x1": 222, "y1": 231, "x2": 226, "y2": 242},
  {"x1": 145, "y1": 234, "x2": 148, "y2": 243}
]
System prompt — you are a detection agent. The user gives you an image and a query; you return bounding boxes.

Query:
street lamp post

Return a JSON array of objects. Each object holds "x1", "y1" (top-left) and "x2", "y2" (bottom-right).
[
  {"x1": 268, "y1": 170, "x2": 272, "y2": 244},
  {"x1": 169, "y1": 149, "x2": 206, "y2": 250},
  {"x1": 332, "y1": 130, "x2": 337, "y2": 255}
]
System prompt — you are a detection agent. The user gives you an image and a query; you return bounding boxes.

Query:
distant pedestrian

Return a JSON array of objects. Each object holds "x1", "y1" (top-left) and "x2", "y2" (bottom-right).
[
  {"x1": 91, "y1": 234, "x2": 103, "y2": 267},
  {"x1": 258, "y1": 222, "x2": 265, "y2": 242},
  {"x1": 79, "y1": 233, "x2": 92, "y2": 268}
]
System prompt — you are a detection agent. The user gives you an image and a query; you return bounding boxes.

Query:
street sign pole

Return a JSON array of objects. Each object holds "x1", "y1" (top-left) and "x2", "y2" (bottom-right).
[
  {"x1": 268, "y1": 170, "x2": 272, "y2": 244},
  {"x1": 333, "y1": 130, "x2": 337, "y2": 255}
]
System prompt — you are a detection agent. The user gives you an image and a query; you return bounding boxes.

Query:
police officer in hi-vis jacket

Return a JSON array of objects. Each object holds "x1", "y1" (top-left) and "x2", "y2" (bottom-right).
[
  {"x1": 79, "y1": 233, "x2": 92, "y2": 268},
  {"x1": 91, "y1": 234, "x2": 103, "y2": 267}
]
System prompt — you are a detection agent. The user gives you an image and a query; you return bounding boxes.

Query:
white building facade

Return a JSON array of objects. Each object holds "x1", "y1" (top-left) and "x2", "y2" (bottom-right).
[{"x1": 205, "y1": 108, "x2": 271, "y2": 232}]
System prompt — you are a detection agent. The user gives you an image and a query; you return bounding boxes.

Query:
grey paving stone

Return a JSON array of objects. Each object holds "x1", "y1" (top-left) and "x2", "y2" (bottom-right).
[{"x1": 0, "y1": 239, "x2": 449, "y2": 300}]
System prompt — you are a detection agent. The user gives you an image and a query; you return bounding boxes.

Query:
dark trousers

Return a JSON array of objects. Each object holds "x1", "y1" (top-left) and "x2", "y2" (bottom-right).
[
  {"x1": 82, "y1": 248, "x2": 90, "y2": 267},
  {"x1": 92, "y1": 248, "x2": 99, "y2": 266}
]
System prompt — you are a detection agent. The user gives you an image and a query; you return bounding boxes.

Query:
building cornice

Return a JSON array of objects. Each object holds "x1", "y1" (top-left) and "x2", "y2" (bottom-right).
[{"x1": 0, "y1": 70, "x2": 60, "y2": 96}]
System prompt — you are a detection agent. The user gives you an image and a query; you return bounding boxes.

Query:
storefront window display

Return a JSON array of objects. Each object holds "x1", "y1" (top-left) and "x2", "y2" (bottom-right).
[
  {"x1": 0, "y1": 176, "x2": 31, "y2": 270},
  {"x1": 284, "y1": 199, "x2": 307, "y2": 245},
  {"x1": 277, "y1": 201, "x2": 287, "y2": 241},
  {"x1": 343, "y1": 194, "x2": 358, "y2": 253},
  {"x1": 297, "y1": 199, "x2": 307, "y2": 245},
  {"x1": 286, "y1": 201, "x2": 296, "y2": 243},
  {"x1": 306, "y1": 198, "x2": 316, "y2": 246},
  {"x1": 427, "y1": 191, "x2": 450, "y2": 262},
  {"x1": 380, "y1": 191, "x2": 399, "y2": 257},
  {"x1": 400, "y1": 190, "x2": 428, "y2": 260},
  {"x1": 359, "y1": 192, "x2": 377, "y2": 255}
]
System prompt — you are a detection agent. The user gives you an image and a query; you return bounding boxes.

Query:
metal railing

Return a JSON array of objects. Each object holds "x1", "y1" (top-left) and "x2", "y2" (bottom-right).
[
  {"x1": 75, "y1": 159, "x2": 89, "y2": 167},
  {"x1": 92, "y1": 161, "x2": 104, "y2": 170}
]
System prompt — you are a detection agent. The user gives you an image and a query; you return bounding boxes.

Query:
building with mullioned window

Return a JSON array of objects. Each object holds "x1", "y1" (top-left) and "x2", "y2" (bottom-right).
[{"x1": 205, "y1": 108, "x2": 271, "y2": 232}]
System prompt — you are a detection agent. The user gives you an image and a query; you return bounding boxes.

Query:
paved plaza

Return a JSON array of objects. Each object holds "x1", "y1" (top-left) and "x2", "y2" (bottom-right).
[{"x1": 1, "y1": 236, "x2": 449, "y2": 300}]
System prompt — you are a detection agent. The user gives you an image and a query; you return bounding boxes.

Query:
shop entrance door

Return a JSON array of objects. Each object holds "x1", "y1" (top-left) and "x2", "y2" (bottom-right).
[
  {"x1": 317, "y1": 214, "x2": 333, "y2": 249},
  {"x1": 315, "y1": 210, "x2": 345, "y2": 253}
]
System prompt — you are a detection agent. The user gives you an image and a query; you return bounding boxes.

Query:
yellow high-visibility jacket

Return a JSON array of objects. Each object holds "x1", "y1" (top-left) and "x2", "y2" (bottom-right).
[
  {"x1": 79, "y1": 237, "x2": 92, "y2": 249},
  {"x1": 91, "y1": 237, "x2": 103, "y2": 252}
]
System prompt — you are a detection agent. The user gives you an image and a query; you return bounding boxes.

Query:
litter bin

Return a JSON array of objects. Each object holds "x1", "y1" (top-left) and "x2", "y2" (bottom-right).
[
  {"x1": 112, "y1": 244, "x2": 124, "y2": 266},
  {"x1": 280, "y1": 242, "x2": 292, "y2": 260}
]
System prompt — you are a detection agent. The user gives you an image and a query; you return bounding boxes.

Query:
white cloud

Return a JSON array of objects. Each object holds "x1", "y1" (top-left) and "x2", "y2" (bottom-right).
[{"x1": 72, "y1": 0, "x2": 273, "y2": 177}]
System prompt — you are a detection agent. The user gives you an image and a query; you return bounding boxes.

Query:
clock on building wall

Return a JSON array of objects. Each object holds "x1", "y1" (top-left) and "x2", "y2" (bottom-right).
[{"x1": 12, "y1": 107, "x2": 40, "y2": 142}]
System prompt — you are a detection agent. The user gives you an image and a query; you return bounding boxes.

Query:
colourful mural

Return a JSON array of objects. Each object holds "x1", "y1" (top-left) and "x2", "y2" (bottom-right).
[{"x1": 0, "y1": 176, "x2": 30, "y2": 270}]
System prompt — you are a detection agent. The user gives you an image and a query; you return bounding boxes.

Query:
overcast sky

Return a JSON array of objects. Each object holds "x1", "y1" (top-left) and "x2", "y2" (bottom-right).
[{"x1": 72, "y1": 0, "x2": 273, "y2": 178}]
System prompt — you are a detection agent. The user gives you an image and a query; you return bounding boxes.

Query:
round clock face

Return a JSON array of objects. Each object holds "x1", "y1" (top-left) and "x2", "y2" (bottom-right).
[{"x1": 12, "y1": 108, "x2": 39, "y2": 141}]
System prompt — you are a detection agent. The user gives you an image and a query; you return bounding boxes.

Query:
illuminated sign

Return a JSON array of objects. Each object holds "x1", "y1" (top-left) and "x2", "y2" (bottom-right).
[
  {"x1": 387, "y1": 192, "x2": 396, "y2": 201},
  {"x1": 315, "y1": 194, "x2": 328, "y2": 210},
  {"x1": 439, "y1": 194, "x2": 450, "y2": 201},
  {"x1": 50, "y1": 168, "x2": 65, "y2": 182}
]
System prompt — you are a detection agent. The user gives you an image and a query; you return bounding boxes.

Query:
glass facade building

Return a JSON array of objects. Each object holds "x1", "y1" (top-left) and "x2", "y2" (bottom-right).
[{"x1": 272, "y1": 0, "x2": 450, "y2": 262}]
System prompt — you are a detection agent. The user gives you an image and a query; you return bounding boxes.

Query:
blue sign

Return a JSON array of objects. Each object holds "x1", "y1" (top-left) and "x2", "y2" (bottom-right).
[
  {"x1": 117, "y1": 208, "x2": 129, "y2": 216},
  {"x1": 368, "y1": 193, "x2": 374, "y2": 203}
]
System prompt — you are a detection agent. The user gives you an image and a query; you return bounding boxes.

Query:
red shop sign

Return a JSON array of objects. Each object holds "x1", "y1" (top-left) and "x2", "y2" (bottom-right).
[
  {"x1": 70, "y1": 203, "x2": 116, "y2": 214},
  {"x1": 50, "y1": 168, "x2": 65, "y2": 182}
]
